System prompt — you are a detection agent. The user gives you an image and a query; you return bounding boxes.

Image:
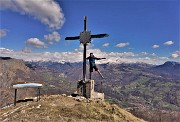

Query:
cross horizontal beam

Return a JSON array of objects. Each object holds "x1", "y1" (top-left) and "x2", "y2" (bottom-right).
[
  {"x1": 65, "y1": 36, "x2": 80, "y2": 40},
  {"x1": 91, "y1": 34, "x2": 109, "y2": 38},
  {"x1": 65, "y1": 34, "x2": 109, "y2": 41}
]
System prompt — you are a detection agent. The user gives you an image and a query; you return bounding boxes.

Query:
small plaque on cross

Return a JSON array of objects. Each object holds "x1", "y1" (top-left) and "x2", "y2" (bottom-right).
[{"x1": 80, "y1": 31, "x2": 91, "y2": 44}]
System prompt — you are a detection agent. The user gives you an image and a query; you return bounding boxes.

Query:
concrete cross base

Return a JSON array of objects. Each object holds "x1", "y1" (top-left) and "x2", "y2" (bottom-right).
[{"x1": 77, "y1": 80, "x2": 104, "y2": 100}]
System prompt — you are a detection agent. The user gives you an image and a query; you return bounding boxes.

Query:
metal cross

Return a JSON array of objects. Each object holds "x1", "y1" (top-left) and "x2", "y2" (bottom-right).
[{"x1": 65, "y1": 16, "x2": 109, "y2": 81}]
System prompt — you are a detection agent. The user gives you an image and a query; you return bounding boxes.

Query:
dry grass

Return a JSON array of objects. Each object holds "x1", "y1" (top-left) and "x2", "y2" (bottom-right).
[{"x1": 0, "y1": 95, "x2": 145, "y2": 122}]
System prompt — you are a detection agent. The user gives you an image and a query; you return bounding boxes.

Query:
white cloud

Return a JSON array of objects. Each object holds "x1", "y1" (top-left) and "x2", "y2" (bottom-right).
[
  {"x1": 75, "y1": 43, "x2": 94, "y2": 52},
  {"x1": 74, "y1": 45, "x2": 84, "y2": 52},
  {"x1": 22, "y1": 47, "x2": 32, "y2": 53},
  {"x1": 1, "y1": 47, "x2": 179, "y2": 65},
  {"x1": 0, "y1": 0, "x2": 65, "y2": 29},
  {"x1": 0, "y1": 48, "x2": 13, "y2": 53},
  {"x1": 139, "y1": 52, "x2": 148, "y2": 56},
  {"x1": 116, "y1": 42, "x2": 129, "y2": 48},
  {"x1": 151, "y1": 53, "x2": 157, "y2": 57},
  {"x1": 0, "y1": 47, "x2": 135, "y2": 63},
  {"x1": 48, "y1": 41, "x2": 54, "y2": 45},
  {"x1": 164, "y1": 41, "x2": 174, "y2": 45},
  {"x1": 170, "y1": 51, "x2": 180, "y2": 58},
  {"x1": 102, "y1": 43, "x2": 109, "y2": 47},
  {"x1": 25, "y1": 38, "x2": 46, "y2": 48},
  {"x1": 152, "y1": 45, "x2": 159, "y2": 48},
  {"x1": 0, "y1": 29, "x2": 8, "y2": 38},
  {"x1": 77, "y1": 44, "x2": 84, "y2": 51},
  {"x1": 44, "y1": 31, "x2": 60, "y2": 42},
  {"x1": 87, "y1": 43, "x2": 94, "y2": 49},
  {"x1": 171, "y1": 54, "x2": 179, "y2": 58}
]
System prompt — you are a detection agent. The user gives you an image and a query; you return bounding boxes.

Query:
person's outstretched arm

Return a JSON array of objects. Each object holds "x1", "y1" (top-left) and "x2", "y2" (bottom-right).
[{"x1": 95, "y1": 57, "x2": 106, "y2": 60}]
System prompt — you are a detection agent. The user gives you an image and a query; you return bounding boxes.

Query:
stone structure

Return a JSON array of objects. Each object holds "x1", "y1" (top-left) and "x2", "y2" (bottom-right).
[{"x1": 77, "y1": 80, "x2": 104, "y2": 100}]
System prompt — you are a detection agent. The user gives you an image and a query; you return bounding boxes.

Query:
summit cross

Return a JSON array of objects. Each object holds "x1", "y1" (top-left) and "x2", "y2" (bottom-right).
[{"x1": 65, "y1": 16, "x2": 109, "y2": 81}]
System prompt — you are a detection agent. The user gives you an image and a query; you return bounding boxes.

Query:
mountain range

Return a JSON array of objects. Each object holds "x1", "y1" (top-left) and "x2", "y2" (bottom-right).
[
  {"x1": 26, "y1": 60, "x2": 180, "y2": 121},
  {"x1": 0, "y1": 57, "x2": 179, "y2": 122}
]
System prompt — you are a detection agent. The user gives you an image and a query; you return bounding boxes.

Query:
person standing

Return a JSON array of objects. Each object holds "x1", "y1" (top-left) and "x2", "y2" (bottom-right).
[{"x1": 86, "y1": 53, "x2": 106, "y2": 79}]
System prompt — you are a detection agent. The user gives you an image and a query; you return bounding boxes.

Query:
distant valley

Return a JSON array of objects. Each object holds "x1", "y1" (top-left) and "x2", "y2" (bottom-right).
[
  {"x1": 26, "y1": 59, "x2": 180, "y2": 121},
  {"x1": 0, "y1": 57, "x2": 179, "y2": 122}
]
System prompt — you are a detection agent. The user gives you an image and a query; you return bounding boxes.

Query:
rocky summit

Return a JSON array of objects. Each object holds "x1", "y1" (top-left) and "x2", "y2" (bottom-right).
[{"x1": 0, "y1": 95, "x2": 145, "y2": 122}]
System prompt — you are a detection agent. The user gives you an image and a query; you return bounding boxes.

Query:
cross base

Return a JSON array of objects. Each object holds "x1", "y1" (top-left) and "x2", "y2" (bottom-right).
[{"x1": 77, "y1": 80, "x2": 104, "y2": 100}]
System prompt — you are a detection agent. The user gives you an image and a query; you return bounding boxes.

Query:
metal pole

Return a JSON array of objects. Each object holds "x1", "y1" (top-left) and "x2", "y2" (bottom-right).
[{"x1": 14, "y1": 89, "x2": 17, "y2": 106}]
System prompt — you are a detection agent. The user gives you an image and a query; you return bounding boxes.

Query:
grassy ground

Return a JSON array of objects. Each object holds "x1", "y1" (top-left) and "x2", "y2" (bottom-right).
[{"x1": 0, "y1": 95, "x2": 145, "y2": 122}]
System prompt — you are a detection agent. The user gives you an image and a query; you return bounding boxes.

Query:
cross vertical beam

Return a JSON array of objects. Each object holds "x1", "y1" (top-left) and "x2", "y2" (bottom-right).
[
  {"x1": 82, "y1": 16, "x2": 87, "y2": 97},
  {"x1": 83, "y1": 16, "x2": 87, "y2": 81},
  {"x1": 83, "y1": 44, "x2": 87, "y2": 81},
  {"x1": 84, "y1": 16, "x2": 87, "y2": 31}
]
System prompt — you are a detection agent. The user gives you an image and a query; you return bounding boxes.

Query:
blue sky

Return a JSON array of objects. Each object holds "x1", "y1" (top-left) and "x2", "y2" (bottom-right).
[{"x1": 0, "y1": 0, "x2": 179, "y2": 64}]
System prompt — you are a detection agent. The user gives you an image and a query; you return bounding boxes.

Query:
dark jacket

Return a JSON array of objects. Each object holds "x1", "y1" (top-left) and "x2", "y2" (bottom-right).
[{"x1": 86, "y1": 56, "x2": 100, "y2": 66}]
